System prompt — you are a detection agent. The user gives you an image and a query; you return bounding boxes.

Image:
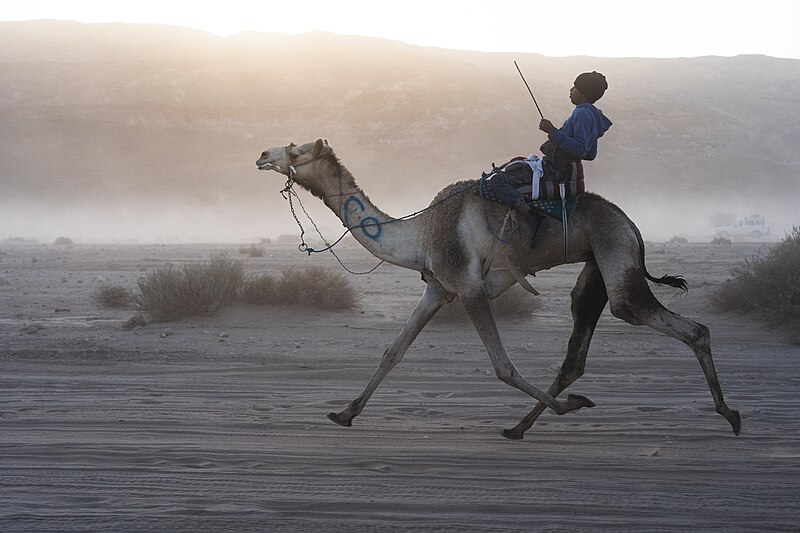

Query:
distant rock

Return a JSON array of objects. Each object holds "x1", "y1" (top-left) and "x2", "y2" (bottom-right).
[{"x1": 20, "y1": 323, "x2": 44, "y2": 334}]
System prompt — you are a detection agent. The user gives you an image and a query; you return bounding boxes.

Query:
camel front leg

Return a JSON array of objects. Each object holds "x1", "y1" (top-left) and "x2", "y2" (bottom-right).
[
  {"x1": 503, "y1": 260, "x2": 608, "y2": 440},
  {"x1": 328, "y1": 280, "x2": 453, "y2": 427},
  {"x1": 460, "y1": 286, "x2": 595, "y2": 418}
]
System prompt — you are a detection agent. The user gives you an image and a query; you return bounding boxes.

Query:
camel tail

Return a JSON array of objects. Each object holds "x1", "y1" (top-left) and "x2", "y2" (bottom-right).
[
  {"x1": 632, "y1": 218, "x2": 689, "y2": 292},
  {"x1": 646, "y1": 271, "x2": 688, "y2": 291}
]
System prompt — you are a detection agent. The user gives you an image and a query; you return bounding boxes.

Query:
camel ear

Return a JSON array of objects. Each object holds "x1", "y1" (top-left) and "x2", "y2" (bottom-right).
[{"x1": 313, "y1": 138, "x2": 325, "y2": 157}]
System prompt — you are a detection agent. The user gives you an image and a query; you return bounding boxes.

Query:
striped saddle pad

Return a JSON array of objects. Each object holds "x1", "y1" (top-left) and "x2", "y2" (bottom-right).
[{"x1": 474, "y1": 178, "x2": 581, "y2": 222}]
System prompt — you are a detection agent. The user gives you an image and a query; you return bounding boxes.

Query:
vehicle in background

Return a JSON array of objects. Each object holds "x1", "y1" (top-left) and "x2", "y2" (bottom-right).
[{"x1": 715, "y1": 214, "x2": 770, "y2": 240}]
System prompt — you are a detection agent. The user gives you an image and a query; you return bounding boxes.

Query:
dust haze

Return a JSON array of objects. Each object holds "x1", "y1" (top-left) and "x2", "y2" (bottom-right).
[
  {"x1": 4, "y1": 22, "x2": 800, "y2": 531},
  {"x1": 2, "y1": 21, "x2": 798, "y2": 244}
]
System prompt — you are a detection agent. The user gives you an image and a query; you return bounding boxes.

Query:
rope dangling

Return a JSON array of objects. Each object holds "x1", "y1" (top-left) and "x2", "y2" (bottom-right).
[
  {"x1": 278, "y1": 167, "x2": 384, "y2": 274},
  {"x1": 559, "y1": 182, "x2": 568, "y2": 264},
  {"x1": 280, "y1": 172, "x2": 310, "y2": 254}
]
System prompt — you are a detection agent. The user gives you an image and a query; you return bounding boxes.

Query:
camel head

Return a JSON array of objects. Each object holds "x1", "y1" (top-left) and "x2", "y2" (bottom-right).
[
  {"x1": 256, "y1": 139, "x2": 333, "y2": 175},
  {"x1": 256, "y1": 139, "x2": 337, "y2": 198}
]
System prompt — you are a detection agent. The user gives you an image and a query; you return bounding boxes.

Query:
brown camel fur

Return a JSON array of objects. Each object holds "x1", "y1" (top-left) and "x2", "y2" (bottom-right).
[{"x1": 256, "y1": 139, "x2": 741, "y2": 439}]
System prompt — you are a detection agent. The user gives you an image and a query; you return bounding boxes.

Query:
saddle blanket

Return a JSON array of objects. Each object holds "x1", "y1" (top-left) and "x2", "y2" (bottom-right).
[{"x1": 474, "y1": 177, "x2": 580, "y2": 222}]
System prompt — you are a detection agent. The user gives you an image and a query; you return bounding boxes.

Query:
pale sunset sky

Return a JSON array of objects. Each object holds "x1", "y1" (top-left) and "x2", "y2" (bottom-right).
[{"x1": 1, "y1": 0, "x2": 799, "y2": 59}]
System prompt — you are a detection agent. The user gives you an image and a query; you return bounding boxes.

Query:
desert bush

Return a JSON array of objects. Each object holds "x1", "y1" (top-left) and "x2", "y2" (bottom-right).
[
  {"x1": 711, "y1": 236, "x2": 732, "y2": 245},
  {"x1": 95, "y1": 285, "x2": 133, "y2": 307},
  {"x1": 54, "y1": 236, "x2": 74, "y2": 245},
  {"x1": 668, "y1": 235, "x2": 688, "y2": 244},
  {"x1": 239, "y1": 243, "x2": 266, "y2": 257},
  {"x1": 135, "y1": 252, "x2": 244, "y2": 320},
  {"x1": 711, "y1": 227, "x2": 800, "y2": 327},
  {"x1": 434, "y1": 285, "x2": 541, "y2": 323},
  {"x1": 242, "y1": 266, "x2": 359, "y2": 310}
]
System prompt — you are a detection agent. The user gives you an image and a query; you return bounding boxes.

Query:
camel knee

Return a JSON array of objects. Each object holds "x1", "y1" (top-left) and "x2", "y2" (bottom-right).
[
  {"x1": 609, "y1": 302, "x2": 646, "y2": 325},
  {"x1": 694, "y1": 323, "x2": 710, "y2": 344},
  {"x1": 690, "y1": 323, "x2": 711, "y2": 353},
  {"x1": 494, "y1": 365, "x2": 518, "y2": 386}
]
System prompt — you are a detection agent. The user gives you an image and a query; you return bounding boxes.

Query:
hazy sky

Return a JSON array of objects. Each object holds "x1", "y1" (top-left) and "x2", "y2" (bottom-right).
[{"x1": 2, "y1": 0, "x2": 799, "y2": 59}]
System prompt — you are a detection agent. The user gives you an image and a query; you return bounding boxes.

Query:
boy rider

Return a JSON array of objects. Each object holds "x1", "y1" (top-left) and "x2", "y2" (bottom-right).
[{"x1": 491, "y1": 71, "x2": 613, "y2": 247}]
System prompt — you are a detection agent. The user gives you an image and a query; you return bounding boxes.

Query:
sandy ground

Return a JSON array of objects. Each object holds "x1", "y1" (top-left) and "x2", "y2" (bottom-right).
[{"x1": 1, "y1": 240, "x2": 799, "y2": 532}]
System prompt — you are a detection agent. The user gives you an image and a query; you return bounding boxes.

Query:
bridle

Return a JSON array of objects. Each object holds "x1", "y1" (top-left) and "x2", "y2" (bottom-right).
[
  {"x1": 270, "y1": 143, "x2": 386, "y2": 275},
  {"x1": 266, "y1": 142, "x2": 478, "y2": 273}
]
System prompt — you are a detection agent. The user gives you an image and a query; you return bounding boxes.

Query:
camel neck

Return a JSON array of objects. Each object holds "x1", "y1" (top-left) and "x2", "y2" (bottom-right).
[{"x1": 320, "y1": 167, "x2": 427, "y2": 271}]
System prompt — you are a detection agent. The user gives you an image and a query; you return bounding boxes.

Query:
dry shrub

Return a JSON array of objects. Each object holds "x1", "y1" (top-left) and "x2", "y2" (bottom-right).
[
  {"x1": 135, "y1": 252, "x2": 244, "y2": 321},
  {"x1": 711, "y1": 227, "x2": 800, "y2": 327},
  {"x1": 668, "y1": 235, "x2": 688, "y2": 244},
  {"x1": 54, "y1": 236, "x2": 73, "y2": 245},
  {"x1": 242, "y1": 266, "x2": 359, "y2": 310},
  {"x1": 711, "y1": 236, "x2": 732, "y2": 245},
  {"x1": 95, "y1": 285, "x2": 133, "y2": 307},
  {"x1": 434, "y1": 285, "x2": 541, "y2": 323}
]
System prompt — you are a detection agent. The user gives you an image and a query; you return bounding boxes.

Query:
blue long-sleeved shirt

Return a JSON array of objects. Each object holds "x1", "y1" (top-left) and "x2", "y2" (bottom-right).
[{"x1": 548, "y1": 103, "x2": 613, "y2": 161}]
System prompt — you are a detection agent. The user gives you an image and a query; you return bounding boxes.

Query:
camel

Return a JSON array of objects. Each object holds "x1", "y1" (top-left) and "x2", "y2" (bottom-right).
[{"x1": 256, "y1": 139, "x2": 741, "y2": 439}]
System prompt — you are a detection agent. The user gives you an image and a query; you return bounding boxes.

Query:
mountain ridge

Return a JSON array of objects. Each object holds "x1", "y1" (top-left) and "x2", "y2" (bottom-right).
[{"x1": 1, "y1": 20, "x2": 798, "y2": 241}]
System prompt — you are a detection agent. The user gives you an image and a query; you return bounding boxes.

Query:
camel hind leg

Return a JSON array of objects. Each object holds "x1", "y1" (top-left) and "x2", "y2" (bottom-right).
[
  {"x1": 607, "y1": 268, "x2": 741, "y2": 435},
  {"x1": 503, "y1": 259, "x2": 608, "y2": 440}
]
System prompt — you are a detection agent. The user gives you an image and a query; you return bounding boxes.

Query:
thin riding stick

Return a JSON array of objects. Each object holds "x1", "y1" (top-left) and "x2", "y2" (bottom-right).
[
  {"x1": 514, "y1": 61, "x2": 569, "y2": 262},
  {"x1": 514, "y1": 61, "x2": 544, "y2": 119}
]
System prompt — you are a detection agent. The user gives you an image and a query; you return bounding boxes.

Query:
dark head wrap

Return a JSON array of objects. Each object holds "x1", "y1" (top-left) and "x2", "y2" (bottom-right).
[{"x1": 574, "y1": 71, "x2": 608, "y2": 103}]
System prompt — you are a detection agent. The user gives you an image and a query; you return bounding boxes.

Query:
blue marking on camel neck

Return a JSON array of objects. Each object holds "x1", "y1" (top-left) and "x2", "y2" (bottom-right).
[{"x1": 343, "y1": 195, "x2": 382, "y2": 241}]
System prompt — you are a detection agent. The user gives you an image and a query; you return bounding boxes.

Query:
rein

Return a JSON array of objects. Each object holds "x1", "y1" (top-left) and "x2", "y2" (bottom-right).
[
  {"x1": 280, "y1": 156, "x2": 383, "y2": 275},
  {"x1": 275, "y1": 143, "x2": 503, "y2": 275},
  {"x1": 278, "y1": 145, "x2": 470, "y2": 275}
]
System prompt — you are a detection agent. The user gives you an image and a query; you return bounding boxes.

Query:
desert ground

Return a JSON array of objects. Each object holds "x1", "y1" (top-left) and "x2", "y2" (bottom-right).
[{"x1": 1, "y1": 240, "x2": 798, "y2": 532}]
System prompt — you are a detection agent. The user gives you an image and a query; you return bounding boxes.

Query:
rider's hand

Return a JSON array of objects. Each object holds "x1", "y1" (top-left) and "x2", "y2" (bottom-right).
[{"x1": 539, "y1": 119, "x2": 556, "y2": 134}]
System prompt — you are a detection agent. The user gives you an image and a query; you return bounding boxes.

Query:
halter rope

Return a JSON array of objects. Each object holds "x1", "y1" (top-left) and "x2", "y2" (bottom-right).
[{"x1": 275, "y1": 143, "x2": 500, "y2": 274}]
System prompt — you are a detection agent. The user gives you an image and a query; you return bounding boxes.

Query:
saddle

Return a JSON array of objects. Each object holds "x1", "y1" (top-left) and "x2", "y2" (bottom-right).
[
  {"x1": 476, "y1": 158, "x2": 581, "y2": 259},
  {"x1": 474, "y1": 173, "x2": 581, "y2": 221}
]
